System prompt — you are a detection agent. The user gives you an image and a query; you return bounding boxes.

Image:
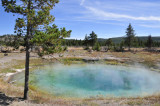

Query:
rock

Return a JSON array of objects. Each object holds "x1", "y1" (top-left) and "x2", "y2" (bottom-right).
[
  {"x1": 4, "y1": 53, "x2": 8, "y2": 56},
  {"x1": 59, "y1": 54, "x2": 63, "y2": 57},
  {"x1": 88, "y1": 49, "x2": 93, "y2": 53},
  {"x1": 82, "y1": 58, "x2": 100, "y2": 62}
]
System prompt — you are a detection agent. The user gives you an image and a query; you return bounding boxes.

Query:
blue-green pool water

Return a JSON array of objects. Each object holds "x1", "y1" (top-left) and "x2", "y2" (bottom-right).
[{"x1": 16, "y1": 64, "x2": 160, "y2": 98}]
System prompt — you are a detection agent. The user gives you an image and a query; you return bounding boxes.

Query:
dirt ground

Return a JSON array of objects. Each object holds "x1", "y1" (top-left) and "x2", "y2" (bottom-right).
[{"x1": 0, "y1": 47, "x2": 160, "y2": 106}]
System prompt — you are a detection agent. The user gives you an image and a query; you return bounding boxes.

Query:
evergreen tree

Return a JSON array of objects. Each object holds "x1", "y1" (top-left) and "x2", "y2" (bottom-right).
[
  {"x1": 2, "y1": 0, "x2": 71, "y2": 99},
  {"x1": 79, "y1": 39, "x2": 82, "y2": 46},
  {"x1": 84, "y1": 34, "x2": 89, "y2": 46},
  {"x1": 83, "y1": 32, "x2": 97, "y2": 47},
  {"x1": 32, "y1": 25, "x2": 71, "y2": 56},
  {"x1": 133, "y1": 37, "x2": 138, "y2": 48},
  {"x1": 147, "y1": 35, "x2": 153, "y2": 49},
  {"x1": 75, "y1": 39, "x2": 79, "y2": 46},
  {"x1": 105, "y1": 38, "x2": 112, "y2": 50},
  {"x1": 125, "y1": 24, "x2": 136, "y2": 51},
  {"x1": 120, "y1": 41, "x2": 125, "y2": 52},
  {"x1": 89, "y1": 31, "x2": 97, "y2": 47},
  {"x1": 93, "y1": 42, "x2": 100, "y2": 51}
]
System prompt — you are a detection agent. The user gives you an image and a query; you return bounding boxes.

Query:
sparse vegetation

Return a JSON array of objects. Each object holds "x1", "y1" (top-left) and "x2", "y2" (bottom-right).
[
  {"x1": 84, "y1": 45, "x2": 90, "y2": 50},
  {"x1": 60, "y1": 57, "x2": 84, "y2": 65},
  {"x1": 63, "y1": 46, "x2": 68, "y2": 51},
  {"x1": 105, "y1": 38, "x2": 113, "y2": 50},
  {"x1": 93, "y1": 42, "x2": 101, "y2": 51}
]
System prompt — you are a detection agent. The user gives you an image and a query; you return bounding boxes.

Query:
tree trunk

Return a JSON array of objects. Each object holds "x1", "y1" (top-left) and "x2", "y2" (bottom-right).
[
  {"x1": 23, "y1": 22, "x2": 30, "y2": 100},
  {"x1": 128, "y1": 45, "x2": 130, "y2": 51},
  {"x1": 128, "y1": 38, "x2": 131, "y2": 51},
  {"x1": 24, "y1": 0, "x2": 31, "y2": 100},
  {"x1": 24, "y1": 44, "x2": 30, "y2": 100}
]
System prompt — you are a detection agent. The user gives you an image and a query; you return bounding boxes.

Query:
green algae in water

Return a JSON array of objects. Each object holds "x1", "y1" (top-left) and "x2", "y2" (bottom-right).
[{"x1": 18, "y1": 64, "x2": 160, "y2": 98}]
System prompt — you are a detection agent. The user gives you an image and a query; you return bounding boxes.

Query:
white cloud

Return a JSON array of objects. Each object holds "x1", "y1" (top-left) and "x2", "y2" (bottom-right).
[
  {"x1": 85, "y1": 6, "x2": 160, "y2": 21},
  {"x1": 80, "y1": 0, "x2": 86, "y2": 5},
  {"x1": 140, "y1": 24, "x2": 160, "y2": 28}
]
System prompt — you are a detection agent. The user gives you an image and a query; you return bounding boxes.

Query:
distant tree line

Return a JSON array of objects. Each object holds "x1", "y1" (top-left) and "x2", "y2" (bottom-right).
[
  {"x1": 0, "y1": 34, "x2": 160, "y2": 50},
  {"x1": 0, "y1": 24, "x2": 160, "y2": 51},
  {"x1": 61, "y1": 37, "x2": 160, "y2": 47},
  {"x1": 62, "y1": 24, "x2": 160, "y2": 52}
]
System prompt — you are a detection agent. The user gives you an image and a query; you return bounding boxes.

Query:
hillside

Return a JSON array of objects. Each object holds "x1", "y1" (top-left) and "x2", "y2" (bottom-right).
[
  {"x1": 0, "y1": 35, "x2": 24, "y2": 42},
  {"x1": 98, "y1": 36, "x2": 160, "y2": 44},
  {"x1": 1, "y1": 35, "x2": 160, "y2": 44}
]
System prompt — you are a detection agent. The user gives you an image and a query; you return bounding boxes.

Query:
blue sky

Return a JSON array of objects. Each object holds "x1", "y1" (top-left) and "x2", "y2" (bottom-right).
[{"x1": 0, "y1": 0, "x2": 160, "y2": 39}]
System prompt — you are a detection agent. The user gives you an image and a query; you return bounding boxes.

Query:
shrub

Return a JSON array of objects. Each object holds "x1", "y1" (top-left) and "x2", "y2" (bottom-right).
[
  {"x1": 20, "y1": 48, "x2": 25, "y2": 53},
  {"x1": 113, "y1": 45, "x2": 124, "y2": 52},
  {"x1": 84, "y1": 45, "x2": 90, "y2": 50},
  {"x1": 37, "y1": 52, "x2": 44, "y2": 57},
  {"x1": 93, "y1": 42, "x2": 100, "y2": 51},
  {"x1": 63, "y1": 46, "x2": 68, "y2": 51}
]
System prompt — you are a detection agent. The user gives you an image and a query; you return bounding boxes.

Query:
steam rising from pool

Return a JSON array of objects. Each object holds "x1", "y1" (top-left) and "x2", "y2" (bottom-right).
[{"x1": 26, "y1": 64, "x2": 160, "y2": 97}]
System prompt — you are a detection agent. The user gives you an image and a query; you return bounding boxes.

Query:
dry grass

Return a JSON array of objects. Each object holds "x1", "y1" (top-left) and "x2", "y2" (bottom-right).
[
  {"x1": 0, "y1": 53, "x2": 22, "y2": 58},
  {"x1": 1, "y1": 48, "x2": 160, "y2": 105},
  {"x1": 0, "y1": 58, "x2": 52, "y2": 74},
  {"x1": 0, "y1": 79, "x2": 24, "y2": 97},
  {"x1": 0, "y1": 53, "x2": 4, "y2": 58},
  {"x1": 106, "y1": 51, "x2": 160, "y2": 68},
  {"x1": 105, "y1": 60, "x2": 127, "y2": 66},
  {"x1": 107, "y1": 51, "x2": 160, "y2": 62}
]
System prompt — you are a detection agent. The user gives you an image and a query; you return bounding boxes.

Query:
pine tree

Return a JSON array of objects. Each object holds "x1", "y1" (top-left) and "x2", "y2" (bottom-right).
[
  {"x1": 2, "y1": 0, "x2": 71, "y2": 100},
  {"x1": 125, "y1": 24, "x2": 136, "y2": 51},
  {"x1": 84, "y1": 34, "x2": 89, "y2": 46},
  {"x1": 89, "y1": 31, "x2": 97, "y2": 47},
  {"x1": 147, "y1": 35, "x2": 153, "y2": 49},
  {"x1": 93, "y1": 42, "x2": 100, "y2": 51},
  {"x1": 105, "y1": 38, "x2": 112, "y2": 50}
]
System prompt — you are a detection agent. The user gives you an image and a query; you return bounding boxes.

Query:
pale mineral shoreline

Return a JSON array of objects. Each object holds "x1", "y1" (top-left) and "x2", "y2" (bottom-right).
[{"x1": 4, "y1": 68, "x2": 25, "y2": 83}]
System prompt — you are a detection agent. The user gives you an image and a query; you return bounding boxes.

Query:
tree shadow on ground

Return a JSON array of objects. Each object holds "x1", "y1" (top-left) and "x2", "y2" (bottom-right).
[{"x1": 0, "y1": 92, "x2": 22, "y2": 106}]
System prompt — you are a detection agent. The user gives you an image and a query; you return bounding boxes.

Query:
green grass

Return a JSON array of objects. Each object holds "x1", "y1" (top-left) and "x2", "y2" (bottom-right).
[
  {"x1": 105, "y1": 60, "x2": 128, "y2": 66},
  {"x1": 0, "y1": 53, "x2": 4, "y2": 58},
  {"x1": 80, "y1": 101, "x2": 99, "y2": 106},
  {"x1": 0, "y1": 59, "x2": 48, "y2": 74},
  {"x1": 60, "y1": 57, "x2": 84, "y2": 65},
  {"x1": 1, "y1": 69, "x2": 16, "y2": 73},
  {"x1": 126, "y1": 100, "x2": 143, "y2": 105},
  {"x1": 152, "y1": 103, "x2": 160, "y2": 106}
]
